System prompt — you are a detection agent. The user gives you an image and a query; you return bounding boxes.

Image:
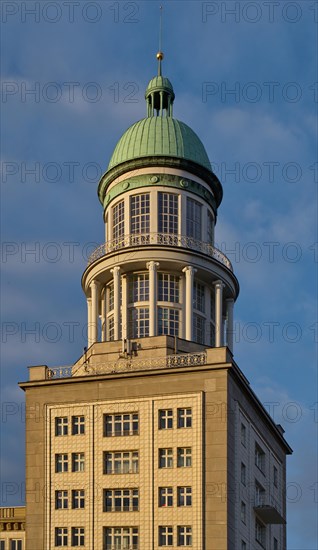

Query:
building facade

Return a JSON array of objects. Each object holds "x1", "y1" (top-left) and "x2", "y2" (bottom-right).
[
  {"x1": 0, "y1": 507, "x2": 26, "y2": 550},
  {"x1": 20, "y1": 55, "x2": 292, "y2": 549}
]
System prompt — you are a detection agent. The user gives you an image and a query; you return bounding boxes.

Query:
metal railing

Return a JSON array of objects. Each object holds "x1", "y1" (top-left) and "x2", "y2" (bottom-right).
[
  {"x1": 87, "y1": 233, "x2": 232, "y2": 271},
  {"x1": 47, "y1": 351, "x2": 207, "y2": 379}
]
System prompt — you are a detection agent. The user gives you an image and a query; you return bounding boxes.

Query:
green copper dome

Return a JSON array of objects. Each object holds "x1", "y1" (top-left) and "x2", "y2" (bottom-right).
[
  {"x1": 107, "y1": 117, "x2": 211, "y2": 172},
  {"x1": 145, "y1": 76, "x2": 175, "y2": 98}
]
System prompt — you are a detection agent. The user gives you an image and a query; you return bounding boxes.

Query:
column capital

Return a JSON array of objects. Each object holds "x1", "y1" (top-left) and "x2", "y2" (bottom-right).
[
  {"x1": 90, "y1": 279, "x2": 100, "y2": 289},
  {"x1": 182, "y1": 266, "x2": 197, "y2": 276},
  {"x1": 214, "y1": 279, "x2": 224, "y2": 288},
  {"x1": 110, "y1": 266, "x2": 121, "y2": 276},
  {"x1": 146, "y1": 261, "x2": 160, "y2": 271}
]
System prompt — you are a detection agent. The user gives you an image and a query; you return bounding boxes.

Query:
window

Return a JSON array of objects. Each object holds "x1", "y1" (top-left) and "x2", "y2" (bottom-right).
[
  {"x1": 128, "y1": 307, "x2": 149, "y2": 338},
  {"x1": 186, "y1": 197, "x2": 202, "y2": 240},
  {"x1": 159, "y1": 448, "x2": 173, "y2": 469},
  {"x1": 193, "y1": 281, "x2": 205, "y2": 312},
  {"x1": 241, "y1": 423, "x2": 246, "y2": 446},
  {"x1": 241, "y1": 541, "x2": 247, "y2": 550},
  {"x1": 72, "y1": 416, "x2": 85, "y2": 435},
  {"x1": 255, "y1": 482, "x2": 266, "y2": 506},
  {"x1": 158, "y1": 274, "x2": 179, "y2": 302},
  {"x1": 129, "y1": 274, "x2": 149, "y2": 302},
  {"x1": 72, "y1": 453, "x2": 85, "y2": 472},
  {"x1": 55, "y1": 417, "x2": 68, "y2": 436},
  {"x1": 130, "y1": 193, "x2": 150, "y2": 235},
  {"x1": 193, "y1": 314, "x2": 205, "y2": 344},
  {"x1": 55, "y1": 454, "x2": 68, "y2": 473},
  {"x1": 177, "y1": 408, "x2": 192, "y2": 428},
  {"x1": 255, "y1": 518, "x2": 266, "y2": 547},
  {"x1": 159, "y1": 409, "x2": 173, "y2": 429},
  {"x1": 178, "y1": 526, "x2": 192, "y2": 546},
  {"x1": 273, "y1": 537, "x2": 279, "y2": 550},
  {"x1": 108, "y1": 282, "x2": 114, "y2": 311},
  {"x1": 0, "y1": 542, "x2": 5, "y2": 550},
  {"x1": 113, "y1": 199, "x2": 125, "y2": 241},
  {"x1": 241, "y1": 501, "x2": 246, "y2": 523},
  {"x1": 104, "y1": 413, "x2": 139, "y2": 437},
  {"x1": 158, "y1": 307, "x2": 179, "y2": 336},
  {"x1": 159, "y1": 526, "x2": 173, "y2": 546},
  {"x1": 108, "y1": 315, "x2": 114, "y2": 341},
  {"x1": 158, "y1": 192, "x2": 178, "y2": 234},
  {"x1": 177, "y1": 487, "x2": 192, "y2": 507},
  {"x1": 71, "y1": 527, "x2": 85, "y2": 547},
  {"x1": 207, "y1": 210, "x2": 214, "y2": 244},
  {"x1": 273, "y1": 465, "x2": 278, "y2": 488},
  {"x1": 55, "y1": 527, "x2": 68, "y2": 546},
  {"x1": 159, "y1": 487, "x2": 173, "y2": 507},
  {"x1": 104, "y1": 451, "x2": 139, "y2": 474},
  {"x1": 241, "y1": 462, "x2": 246, "y2": 485},
  {"x1": 72, "y1": 490, "x2": 85, "y2": 509},
  {"x1": 9, "y1": 543, "x2": 22, "y2": 550},
  {"x1": 104, "y1": 527, "x2": 138, "y2": 549},
  {"x1": 104, "y1": 488, "x2": 139, "y2": 512},
  {"x1": 255, "y1": 443, "x2": 265, "y2": 473},
  {"x1": 177, "y1": 447, "x2": 192, "y2": 468},
  {"x1": 55, "y1": 490, "x2": 68, "y2": 509}
]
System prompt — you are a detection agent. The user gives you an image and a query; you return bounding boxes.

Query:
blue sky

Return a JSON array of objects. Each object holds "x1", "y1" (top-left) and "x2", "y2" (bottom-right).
[{"x1": 1, "y1": 1, "x2": 317, "y2": 547}]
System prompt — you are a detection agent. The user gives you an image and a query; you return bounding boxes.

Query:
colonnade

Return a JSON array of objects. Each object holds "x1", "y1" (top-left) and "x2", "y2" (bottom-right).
[{"x1": 87, "y1": 262, "x2": 234, "y2": 352}]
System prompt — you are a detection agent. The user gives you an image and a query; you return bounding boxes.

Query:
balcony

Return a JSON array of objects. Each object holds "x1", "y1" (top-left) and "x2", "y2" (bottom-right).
[
  {"x1": 87, "y1": 233, "x2": 233, "y2": 271},
  {"x1": 254, "y1": 494, "x2": 286, "y2": 524}
]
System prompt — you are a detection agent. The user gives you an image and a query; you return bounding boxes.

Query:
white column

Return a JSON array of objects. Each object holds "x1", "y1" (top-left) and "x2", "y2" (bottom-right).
[
  {"x1": 147, "y1": 261, "x2": 159, "y2": 336},
  {"x1": 226, "y1": 298, "x2": 234, "y2": 352},
  {"x1": 214, "y1": 280, "x2": 224, "y2": 347},
  {"x1": 87, "y1": 297, "x2": 92, "y2": 347},
  {"x1": 182, "y1": 266, "x2": 196, "y2": 341},
  {"x1": 90, "y1": 280, "x2": 100, "y2": 344},
  {"x1": 122, "y1": 275, "x2": 128, "y2": 340},
  {"x1": 111, "y1": 266, "x2": 121, "y2": 340},
  {"x1": 101, "y1": 286, "x2": 107, "y2": 342}
]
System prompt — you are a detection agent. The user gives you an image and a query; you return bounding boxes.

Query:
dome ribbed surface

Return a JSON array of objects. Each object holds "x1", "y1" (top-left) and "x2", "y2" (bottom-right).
[{"x1": 107, "y1": 117, "x2": 211, "y2": 172}]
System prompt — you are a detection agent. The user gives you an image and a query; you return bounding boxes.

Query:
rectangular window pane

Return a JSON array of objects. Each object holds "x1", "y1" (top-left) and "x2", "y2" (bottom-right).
[
  {"x1": 128, "y1": 307, "x2": 149, "y2": 338},
  {"x1": 104, "y1": 451, "x2": 139, "y2": 475},
  {"x1": 72, "y1": 416, "x2": 85, "y2": 435},
  {"x1": 178, "y1": 408, "x2": 192, "y2": 428},
  {"x1": 55, "y1": 417, "x2": 68, "y2": 436},
  {"x1": 113, "y1": 200, "x2": 125, "y2": 241},
  {"x1": 158, "y1": 274, "x2": 179, "y2": 303},
  {"x1": 104, "y1": 413, "x2": 139, "y2": 437},
  {"x1": 130, "y1": 193, "x2": 150, "y2": 235},
  {"x1": 159, "y1": 409, "x2": 173, "y2": 429},
  {"x1": 158, "y1": 307, "x2": 179, "y2": 336},
  {"x1": 129, "y1": 274, "x2": 149, "y2": 302},
  {"x1": 186, "y1": 197, "x2": 202, "y2": 240},
  {"x1": 158, "y1": 192, "x2": 178, "y2": 234}
]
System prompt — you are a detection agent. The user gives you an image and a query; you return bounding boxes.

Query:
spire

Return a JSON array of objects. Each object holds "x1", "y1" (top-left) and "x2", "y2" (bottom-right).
[
  {"x1": 157, "y1": 5, "x2": 163, "y2": 76},
  {"x1": 145, "y1": 7, "x2": 175, "y2": 118}
]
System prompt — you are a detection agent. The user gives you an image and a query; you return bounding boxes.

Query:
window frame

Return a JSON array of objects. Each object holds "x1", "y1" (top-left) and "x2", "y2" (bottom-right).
[
  {"x1": 159, "y1": 448, "x2": 173, "y2": 469},
  {"x1": 159, "y1": 487, "x2": 173, "y2": 508},
  {"x1": 72, "y1": 453, "x2": 85, "y2": 473},
  {"x1": 104, "y1": 413, "x2": 139, "y2": 437},
  {"x1": 159, "y1": 409, "x2": 173, "y2": 430},
  {"x1": 55, "y1": 453, "x2": 68, "y2": 473},
  {"x1": 104, "y1": 451, "x2": 139, "y2": 475},
  {"x1": 177, "y1": 486, "x2": 192, "y2": 507},
  {"x1": 55, "y1": 490, "x2": 68, "y2": 509},
  {"x1": 55, "y1": 417, "x2": 68, "y2": 437},
  {"x1": 177, "y1": 408, "x2": 192, "y2": 429},
  {"x1": 104, "y1": 488, "x2": 139, "y2": 512},
  {"x1": 72, "y1": 416, "x2": 85, "y2": 435},
  {"x1": 177, "y1": 447, "x2": 192, "y2": 468}
]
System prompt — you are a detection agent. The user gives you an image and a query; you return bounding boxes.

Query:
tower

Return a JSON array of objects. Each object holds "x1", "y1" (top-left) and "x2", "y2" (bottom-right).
[
  {"x1": 82, "y1": 52, "x2": 239, "y2": 353},
  {"x1": 19, "y1": 53, "x2": 292, "y2": 550}
]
